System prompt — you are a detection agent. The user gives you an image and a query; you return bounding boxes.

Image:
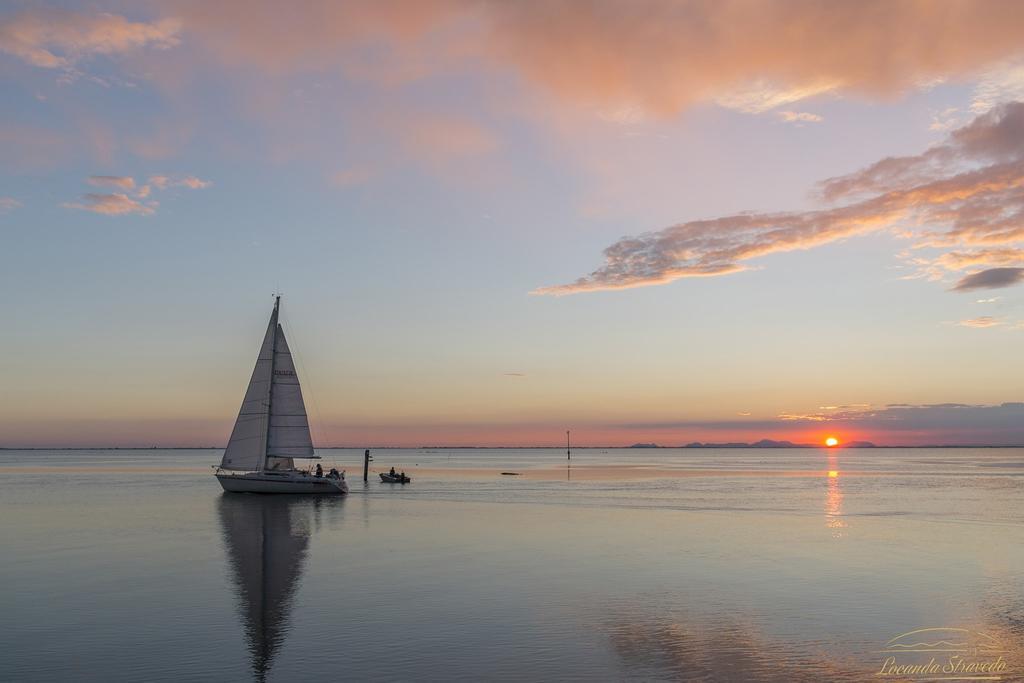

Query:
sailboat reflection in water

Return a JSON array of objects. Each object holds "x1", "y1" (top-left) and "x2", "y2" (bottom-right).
[{"x1": 218, "y1": 495, "x2": 334, "y2": 681}]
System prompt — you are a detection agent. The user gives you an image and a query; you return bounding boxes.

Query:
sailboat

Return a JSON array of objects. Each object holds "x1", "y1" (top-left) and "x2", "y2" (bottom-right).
[{"x1": 215, "y1": 297, "x2": 348, "y2": 494}]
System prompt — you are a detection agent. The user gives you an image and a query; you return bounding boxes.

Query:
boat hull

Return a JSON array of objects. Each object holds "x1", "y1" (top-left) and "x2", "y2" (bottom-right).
[{"x1": 216, "y1": 472, "x2": 348, "y2": 494}]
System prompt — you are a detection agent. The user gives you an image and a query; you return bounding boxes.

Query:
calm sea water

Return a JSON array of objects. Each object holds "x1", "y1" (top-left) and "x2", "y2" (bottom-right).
[{"x1": 2, "y1": 448, "x2": 1023, "y2": 682}]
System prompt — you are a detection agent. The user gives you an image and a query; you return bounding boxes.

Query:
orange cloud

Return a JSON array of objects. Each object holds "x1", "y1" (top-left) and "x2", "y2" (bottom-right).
[
  {"x1": 0, "y1": 197, "x2": 21, "y2": 212},
  {"x1": 87, "y1": 175, "x2": 135, "y2": 190},
  {"x1": 958, "y1": 316, "x2": 1003, "y2": 328},
  {"x1": 777, "y1": 111, "x2": 823, "y2": 124},
  {"x1": 162, "y1": 0, "x2": 1024, "y2": 115},
  {"x1": 535, "y1": 102, "x2": 1024, "y2": 295},
  {"x1": 0, "y1": 9, "x2": 180, "y2": 69},
  {"x1": 933, "y1": 249, "x2": 1024, "y2": 271},
  {"x1": 12, "y1": 2, "x2": 1024, "y2": 188},
  {"x1": 177, "y1": 175, "x2": 211, "y2": 189},
  {"x1": 62, "y1": 172, "x2": 209, "y2": 215},
  {"x1": 62, "y1": 192, "x2": 155, "y2": 216}
]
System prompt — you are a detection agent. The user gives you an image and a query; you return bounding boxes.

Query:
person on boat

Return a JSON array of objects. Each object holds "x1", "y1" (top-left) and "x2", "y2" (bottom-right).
[
  {"x1": 315, "y1": 463, "x2": 323, "y2": 478},
  {"x1": 389, "y1": 466, "x2": 396, "y2": 478},
  {"x1": 328, "y1": 467, "x2": 339, "y2": 479},
  {"x1": 400, "y1": 471, "x2": 406, "y2": 482}
]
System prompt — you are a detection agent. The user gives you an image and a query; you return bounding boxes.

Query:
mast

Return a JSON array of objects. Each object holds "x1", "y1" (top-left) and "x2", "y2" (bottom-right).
[{"x1": 260, "y1": 296, "x2": 281, "y2": 473}]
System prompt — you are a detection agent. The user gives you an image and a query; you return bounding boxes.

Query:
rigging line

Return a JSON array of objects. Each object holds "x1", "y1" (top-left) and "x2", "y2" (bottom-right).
[{"x1": 278, "y1": 305, "x2": 328, "y2": 452}]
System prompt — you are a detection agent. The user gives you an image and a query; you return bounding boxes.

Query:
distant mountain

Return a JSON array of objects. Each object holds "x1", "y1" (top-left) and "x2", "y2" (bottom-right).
[
  {"x1": 683, "y1": 439, "x2": 807, "y2": 448},
  {"x1": 683, "y1": 439, "x2": 876, "y2": 449},
  {"x1": 629, "y1": 442, "x2": 660, "y2": 448},
  {"x1": 752, "y1": 439, "x2": 803, "y2": 448}
]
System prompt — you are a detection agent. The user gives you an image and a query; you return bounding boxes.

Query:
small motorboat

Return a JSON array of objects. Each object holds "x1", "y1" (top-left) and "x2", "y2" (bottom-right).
[{"x1": 380, "y1": 472, "x2": 411, "y2": 484}]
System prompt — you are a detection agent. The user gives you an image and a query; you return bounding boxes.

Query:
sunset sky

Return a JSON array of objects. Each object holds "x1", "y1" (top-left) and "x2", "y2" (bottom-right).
[{"x1": 3, "y1": 1, "x2": 1024, "y2": 447}]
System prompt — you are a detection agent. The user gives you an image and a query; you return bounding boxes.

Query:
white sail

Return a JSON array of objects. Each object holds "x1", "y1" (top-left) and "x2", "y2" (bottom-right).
[
  {"x1": 220, "y1": 298, "x2": 315, "y2": 472},
  {"x1": 220, "y1": 310, "x2": 277, "y2": 471},
  {"x1": 266, "y1": 326, "x2": 315, "y2": 466}
]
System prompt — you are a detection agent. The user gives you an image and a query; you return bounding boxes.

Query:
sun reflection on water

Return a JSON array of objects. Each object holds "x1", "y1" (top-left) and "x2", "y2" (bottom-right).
[{"x1": 825, "y1": 455, "x2": 846, "y2": 538}]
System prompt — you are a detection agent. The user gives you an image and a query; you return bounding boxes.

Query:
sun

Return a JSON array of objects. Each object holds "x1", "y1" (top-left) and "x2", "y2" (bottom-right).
[{"x1": 825, "y1": 437, "x2": 839, "y2": 447}]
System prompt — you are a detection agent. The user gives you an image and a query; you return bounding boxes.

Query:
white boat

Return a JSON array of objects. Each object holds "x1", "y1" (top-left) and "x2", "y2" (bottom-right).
[{"x1": 215, "y1": 297, "x2": 348, "y2": 494}]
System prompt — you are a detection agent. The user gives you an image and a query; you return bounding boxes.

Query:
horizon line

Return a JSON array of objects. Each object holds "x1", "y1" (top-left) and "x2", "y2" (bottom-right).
[{"x1": 4, "y1": 444, "x2": 1024, "y2": 450}]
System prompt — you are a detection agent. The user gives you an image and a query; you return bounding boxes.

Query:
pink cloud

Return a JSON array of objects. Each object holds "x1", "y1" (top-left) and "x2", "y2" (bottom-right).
[
  {"x1": 13, "y1": 2, "x2": 1024, "y2": 190},
  {"x1": 87, "y1": 175, "x2": 135, "y2": 190},
  {"x1": 148, "y1": 174, "x2": 212, "y2": 189},
  {"x1": 62, "y1": 193, "x2": 155, "y2": 216},
  {"x1": 0, "y1": 197, "x2": 22, "y2": 212},
  {"x1": 535, "y1": 102, "x2": 1024, "y2": 295},
  {"x1": 399, "y1": 116, "x2": 498, "y2": 161},
  {"x1": 0, "y1": 9, "x2": 180, "y2": 69},
  {"x1": 178, "y1": 175, "x2": 211, "y2": 189},
  {"x1": 163, "y1": 0, "x2": 1024, "y2": 116},
  {"x1": 777, "y1": 111, "x2": 823, "y2": 124},
  {"x1": 61, "y1": 172, "x2": 210, "y2": 216}
]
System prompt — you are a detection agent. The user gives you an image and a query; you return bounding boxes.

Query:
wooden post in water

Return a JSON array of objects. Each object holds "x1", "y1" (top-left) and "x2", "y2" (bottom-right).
[
  {"x1": 566, "y1": 430, "x2": 571, "y2": 461},
  {"x1": 363, "y1": 449, "x2": 371, "y2": 482}
]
